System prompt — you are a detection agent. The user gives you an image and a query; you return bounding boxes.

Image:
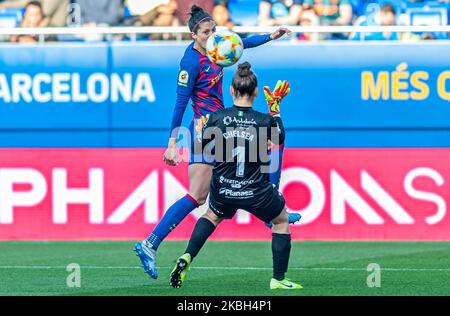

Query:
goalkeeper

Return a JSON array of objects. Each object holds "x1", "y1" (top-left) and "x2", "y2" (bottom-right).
[{"x1": 170, "y1": 62, "x2": 302, "y2": 290}]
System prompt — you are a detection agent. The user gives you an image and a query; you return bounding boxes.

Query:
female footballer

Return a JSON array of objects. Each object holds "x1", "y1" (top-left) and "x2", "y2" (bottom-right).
[{"x1": 134, "y1": 4, "x2": 298, "y2": 280}]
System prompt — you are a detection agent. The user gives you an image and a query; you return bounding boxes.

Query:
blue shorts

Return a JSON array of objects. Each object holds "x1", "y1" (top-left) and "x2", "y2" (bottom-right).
[{"x1": 189, "y1": 120, "x2": 216, "y2": 166}]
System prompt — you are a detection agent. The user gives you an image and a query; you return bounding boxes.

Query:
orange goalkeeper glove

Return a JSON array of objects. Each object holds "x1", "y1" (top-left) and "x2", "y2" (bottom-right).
[{"x1": 263, "y1": 80, "x2": 290, "y2": 116}]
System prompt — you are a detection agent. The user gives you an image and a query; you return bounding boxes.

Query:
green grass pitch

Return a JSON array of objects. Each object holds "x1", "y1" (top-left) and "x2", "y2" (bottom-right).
[{"x1": 0, "y1": 241, "x2": 449, "y2": 296}]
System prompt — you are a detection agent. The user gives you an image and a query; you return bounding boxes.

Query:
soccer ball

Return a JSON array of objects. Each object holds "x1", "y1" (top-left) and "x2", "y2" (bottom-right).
[{"x1": 206, "y1": 30, "x2": 244, "y2": 67}]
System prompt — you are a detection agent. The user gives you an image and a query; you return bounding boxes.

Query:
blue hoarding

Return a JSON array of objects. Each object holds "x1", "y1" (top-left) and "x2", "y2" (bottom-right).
[{"x1": 0, "y1": 41, "x2": 450, "y2": 147}]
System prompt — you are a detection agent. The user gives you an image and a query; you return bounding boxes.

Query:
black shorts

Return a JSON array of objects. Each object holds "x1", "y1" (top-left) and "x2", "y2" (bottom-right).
[{"x1": 209, "y1": 186, "x2": 286, "y2": 223}]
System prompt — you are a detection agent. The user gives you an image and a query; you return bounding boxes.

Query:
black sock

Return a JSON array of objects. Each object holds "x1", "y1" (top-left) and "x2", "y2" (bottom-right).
[
  {"x1": 185, "y1": 217, "x2": 216, "y2": 260},
  {"x1": 272, "y1": 233, "x2": 291, "y2": 281}
]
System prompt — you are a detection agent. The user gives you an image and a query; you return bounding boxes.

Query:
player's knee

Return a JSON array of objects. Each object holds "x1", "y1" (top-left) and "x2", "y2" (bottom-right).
[
  {"x1": 188, "y1": 181, "x2": 210, "y2": 205},
  {"x1": 271, "y1": 208, "x2": 288, "y2": 225},
  {"x1": 196, "y1": 195, "x2": 208, "y2": 205},
  {"x1": 204, "y1": 209, "x2": 222, "y2": 226},
  {"x1": 189, "y1": 191, "x2": 208, "y2": 205}
]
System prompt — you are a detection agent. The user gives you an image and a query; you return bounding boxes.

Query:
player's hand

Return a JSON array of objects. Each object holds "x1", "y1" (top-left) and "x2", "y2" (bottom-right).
[
  {"x1": 270, "y1": 27, "x2": 291, "y2": 40},
  {"x1": 264, "y1": 80, "x2": 290, "y2": 116},
  {"x1": 195, "y1": 114, "x2": 209, "y2": 134},
  {"x1": 163, "y1": 146, "x2": 180, "y2": 166}
]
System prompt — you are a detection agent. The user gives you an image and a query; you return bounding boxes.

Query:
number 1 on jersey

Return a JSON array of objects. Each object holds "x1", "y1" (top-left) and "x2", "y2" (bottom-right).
[{"x1": 232, "y1": 146, "x2": 245, "y2": 177}]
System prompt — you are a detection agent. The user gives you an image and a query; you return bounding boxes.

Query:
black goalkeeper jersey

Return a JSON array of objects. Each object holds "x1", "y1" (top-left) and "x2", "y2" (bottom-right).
[{"x1": 198, "y1": 105, "x2": 285, "y2": 204}]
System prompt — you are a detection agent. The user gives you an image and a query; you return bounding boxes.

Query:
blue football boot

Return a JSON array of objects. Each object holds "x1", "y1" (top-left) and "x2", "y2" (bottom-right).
[{"x1": 133, "y1": 240, "x2": 158, "y2": 279}]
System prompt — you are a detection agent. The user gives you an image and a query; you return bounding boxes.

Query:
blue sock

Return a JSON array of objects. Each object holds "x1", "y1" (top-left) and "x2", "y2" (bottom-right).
[
  {"x1": 146, "y1": 194, "x2": 199, "y2": 250},
  {"x1": 269, "y1": 145, "x2": 284, "y2": 190}
]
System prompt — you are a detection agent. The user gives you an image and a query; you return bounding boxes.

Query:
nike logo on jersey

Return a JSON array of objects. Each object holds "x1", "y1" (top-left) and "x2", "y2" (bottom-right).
[{"x1": 205, "y1": 66, "x2": 211, "y2": 72}]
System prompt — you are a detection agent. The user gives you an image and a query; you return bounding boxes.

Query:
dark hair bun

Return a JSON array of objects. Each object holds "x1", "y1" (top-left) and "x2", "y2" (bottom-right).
[
  {"x1": 237, "y1": 62, "x2": 252, "y2": 76},
  {"x1": 232, "y1": 62, "x2": 257, "y2": 98},
  {"x1": 188, "y1": 4, "x2": 212, "y2": 32},
  {"x1": 190, "y1": 4, "x2": 204, "y2": 15}
]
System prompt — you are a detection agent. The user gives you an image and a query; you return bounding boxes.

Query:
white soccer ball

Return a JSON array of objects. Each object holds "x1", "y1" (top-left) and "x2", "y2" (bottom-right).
[{"x1": 206, "y1": 30, "x2": 244, "y2": 67}]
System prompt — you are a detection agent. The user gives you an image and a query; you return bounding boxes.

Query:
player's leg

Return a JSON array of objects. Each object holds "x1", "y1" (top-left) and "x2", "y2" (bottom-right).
[
  {"x1": 134, "y1": 163, "x2": 212, "y2": 280},
  {"x1": 250, "y1": 188, "x2": 302, "y2": 289},
  {"x1": 170, "y1": 208, "x2": 223, "y2": 288},
  {"x1": 268, "y1": 144, "x2": 284, "y2": 189},
  {"x1": 184, "y1": 209, "x2": 223, "y2": 259},
  {"x1": 265, "y1": 144, "x2": 301, "y2": 227},
  {"x1": 270, "y1": 207, "x2": 303, "y2": 290}
]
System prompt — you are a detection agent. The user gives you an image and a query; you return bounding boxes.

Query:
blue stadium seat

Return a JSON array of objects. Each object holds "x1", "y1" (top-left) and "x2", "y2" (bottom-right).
[
  {"x1": 0, "y1": 7, "x2": 24, "y2": 27},
  {"x1": 405, "y1": 2, "x2": 447, "y2": 25},
  {"x1": 228, "y1": 0, "x2": 260, "y2": 26},
  {"x1": 404, "y1": 1, "x2": 448, "y2": 38},
  {"x1": 123, "y1": 4, "x2": 131, "y2": 18},
  {"x1": 350, "y1": 0, "x2": 366, "y2": 17}
]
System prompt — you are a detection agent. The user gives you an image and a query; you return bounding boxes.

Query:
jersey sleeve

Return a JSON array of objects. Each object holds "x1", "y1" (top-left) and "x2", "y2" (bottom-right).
[
  {"x1": 169, "y1": 52, "x2": 200, "y2": 138},
  {"x1": 268, "y1": 115, "x2": 285, "y2": 145},
  {"x1": 176, "y1": 52, "x2": 200, "y2": 96},
  {"x1": 242, "y1": 33, "x2": 271, "y2": 49},
  {"x1": 168, "y1": 93, "x2": 190, "y2": 138}
]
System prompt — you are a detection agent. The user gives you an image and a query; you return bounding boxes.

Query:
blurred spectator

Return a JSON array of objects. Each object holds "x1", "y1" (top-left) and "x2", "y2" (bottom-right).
[
  {"x1": 0, "y1": 0, "x2": 68, "y2": 27},
  {"x1": 303, "y1": 0, "x2": 352, "y2": 39},
  {"x1": 134, "y1": 1, "x2": 180, "y2": 40},
  {"x1": 297, "y1": 9, "x2": 319, "y2": 41},
  {"x1": 420, "y1": 32, "x2": 437, "y2": 40},
  {"x1": 351, "y1": 4, "x2": 398, "y2": 40},
  {"x1": 10, "y1": 0, "x2": 48, "y2": 43},
  {"x1": 303, "y1": 0, "x2": 352, "y2": 25},
  {"x1": 43, "y1": 0, "x2": 68, "y2": 27},
  {"x1": 175, "y1": 0, "x2": 213, "y2": 25},
  {"x1": 212, "y1": 0, "x2": 234, "y2": 29},
  {"x1": 0, "y1": 0, "x2": 28, "y2": 10},
  {"x1": 258, "y1": 0, "x2": 303, "y2": 26},
  {"x1": 75, "y1": 0, "x2": 124, "y2": 26},
  {"x1": 72, "y1": 0, "x2": 124, "y2": 41},
  {"x1": 126, "y1": 0, "x2": 171, "y2": 16}
]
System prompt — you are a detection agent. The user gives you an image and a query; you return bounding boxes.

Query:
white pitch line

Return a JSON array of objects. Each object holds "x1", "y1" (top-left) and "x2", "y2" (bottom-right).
[{"x1": 0, "y1": 266, "x2": 450, "y2": 272}]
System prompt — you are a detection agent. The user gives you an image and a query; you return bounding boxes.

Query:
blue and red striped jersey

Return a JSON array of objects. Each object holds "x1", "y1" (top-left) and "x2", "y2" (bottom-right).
[
  {"x1": 169, "y1": 34, "x2": 271, "y2": 137},
  {"x1": 177, "y1": 41, "x2": 225, "y2": 119}
]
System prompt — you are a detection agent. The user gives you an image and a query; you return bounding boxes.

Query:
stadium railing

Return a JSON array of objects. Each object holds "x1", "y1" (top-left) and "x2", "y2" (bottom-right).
[{"x1": 0, "y1": 25, "x2": 449, "y2": 42}]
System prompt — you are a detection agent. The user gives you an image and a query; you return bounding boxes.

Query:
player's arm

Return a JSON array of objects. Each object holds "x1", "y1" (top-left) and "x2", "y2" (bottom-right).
[
  {"x1": 164, "y1": 56, "x2": 199, "y2": 166},
  {"x1": 268, "y1": 115, "x2": 286, "y2": 146},
  {"x1": 242, "y1": 27, "x2": 291, "y2": 49},
  {"x1": 264, "y1": 80, "x2": 290, "y2": 146}
]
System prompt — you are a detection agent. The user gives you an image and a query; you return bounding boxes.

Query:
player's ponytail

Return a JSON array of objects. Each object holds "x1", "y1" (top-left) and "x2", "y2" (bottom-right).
[
  {"x1": 232, "y1": 62, "x2": 258, "y2": 99},
  {"x1": 188, "y1": 5, "x2": 213, "y2": 34}
]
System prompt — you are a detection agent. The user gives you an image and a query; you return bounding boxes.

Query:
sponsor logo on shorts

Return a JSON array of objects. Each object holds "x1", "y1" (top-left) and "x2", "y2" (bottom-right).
[{"x1": 218, "y1": 187, "x2": 254, "y2": 198}]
